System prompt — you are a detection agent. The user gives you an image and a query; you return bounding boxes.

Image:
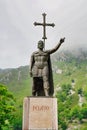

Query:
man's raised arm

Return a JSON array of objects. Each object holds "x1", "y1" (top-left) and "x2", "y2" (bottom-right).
[{"x1": 48, "y1": 37, "x2": 65, "y2": 54}]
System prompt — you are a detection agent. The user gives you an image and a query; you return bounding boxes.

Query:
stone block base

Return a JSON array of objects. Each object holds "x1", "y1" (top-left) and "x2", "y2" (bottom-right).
[{"x1": 22, "y1": 97, "x2": 58, "y2": 130}]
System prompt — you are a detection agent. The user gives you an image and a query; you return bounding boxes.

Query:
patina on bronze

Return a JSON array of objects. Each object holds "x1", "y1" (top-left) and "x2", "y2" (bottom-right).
[
  {"x1": 29, "y1": 38, "x2": 65, "y2": 96},
  {"x1": 34, "y1": 13, "x2": 55, "y2": 47}
]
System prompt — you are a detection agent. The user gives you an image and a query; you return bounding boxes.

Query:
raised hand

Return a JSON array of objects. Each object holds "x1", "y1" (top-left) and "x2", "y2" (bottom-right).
[{"x1": 60, "y1": 37, "x2": 65, "y2": 44}]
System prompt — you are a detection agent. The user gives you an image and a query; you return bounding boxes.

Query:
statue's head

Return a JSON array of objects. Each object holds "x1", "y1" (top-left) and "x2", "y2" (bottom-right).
[{"x1": 38, "y1": 40, "x2": 44, "y2": 49}]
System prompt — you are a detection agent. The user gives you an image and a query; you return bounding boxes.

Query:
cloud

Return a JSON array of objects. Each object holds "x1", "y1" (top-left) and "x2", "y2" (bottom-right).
[{"x1": 0, "y1": 0, "x2": 87, "y2": 68}]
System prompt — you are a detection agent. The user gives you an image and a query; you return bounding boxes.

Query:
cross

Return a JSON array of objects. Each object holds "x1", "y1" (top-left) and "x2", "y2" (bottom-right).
[{"x1": 34, "y1": 13, "x2": 55, "y2": 48}]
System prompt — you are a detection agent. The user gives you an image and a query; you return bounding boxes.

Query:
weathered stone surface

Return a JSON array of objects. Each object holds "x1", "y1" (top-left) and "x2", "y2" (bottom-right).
[{"x1": 22, "y1": 97, "x2": 58, "y2": 130}]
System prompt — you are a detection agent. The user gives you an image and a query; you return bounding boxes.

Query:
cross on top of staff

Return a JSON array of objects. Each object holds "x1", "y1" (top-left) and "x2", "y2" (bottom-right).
[{"x1": 34, "y1": 13, "x2": 55, "y2": 48}]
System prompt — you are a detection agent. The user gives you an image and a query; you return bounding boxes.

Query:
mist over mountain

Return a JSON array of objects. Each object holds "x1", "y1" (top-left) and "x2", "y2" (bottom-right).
[
  {"x1": 52, "y1": 47, "x2": 87, "y2": 62},
  {"x1": 0, "y1": 47, "x2": 87, "y2": 70}
]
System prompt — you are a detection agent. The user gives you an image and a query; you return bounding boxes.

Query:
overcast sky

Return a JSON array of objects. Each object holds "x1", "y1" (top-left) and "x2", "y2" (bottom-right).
[{"x1": 0, "y1": 0, "x2": 87, "y2": 69}]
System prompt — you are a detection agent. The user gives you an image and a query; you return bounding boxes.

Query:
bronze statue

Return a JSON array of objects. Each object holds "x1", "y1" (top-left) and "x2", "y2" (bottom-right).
[{"x1": 29, "y1": 38, "x2": 65, "y2": 96}]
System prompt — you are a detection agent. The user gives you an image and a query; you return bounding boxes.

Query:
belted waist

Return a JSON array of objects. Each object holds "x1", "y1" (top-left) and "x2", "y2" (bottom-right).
[{"x1": 35, "y1": 63, "x2": 48, "y2": 69}]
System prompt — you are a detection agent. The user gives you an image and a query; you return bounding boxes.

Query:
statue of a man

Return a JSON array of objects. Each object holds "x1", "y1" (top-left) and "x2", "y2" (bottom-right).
[{"x1": 29, "y1": 38, "x2": 65, "y2": 96}]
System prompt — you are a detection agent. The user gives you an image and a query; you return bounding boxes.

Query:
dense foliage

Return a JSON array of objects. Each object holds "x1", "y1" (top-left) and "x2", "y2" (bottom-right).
[
  {"x1": 0, "y1": 84, "x2": 15, "y2": 130},
  {"x1": 55, "y1": 84, "x2": 87, "y2": 129}
]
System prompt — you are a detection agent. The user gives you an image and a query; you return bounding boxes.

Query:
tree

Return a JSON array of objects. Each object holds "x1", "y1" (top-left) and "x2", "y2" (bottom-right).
[
  {"x1": 81, "y1": 106, "x2": 87, "y2": 119},
  {"x1": 0, "y1": 84, "x2": 15, "y2": 130}
]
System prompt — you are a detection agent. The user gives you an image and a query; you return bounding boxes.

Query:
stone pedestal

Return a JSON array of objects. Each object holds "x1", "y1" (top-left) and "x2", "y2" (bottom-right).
[{"x1": 22, "y1": 97, "x2": 58, "y2": 130}]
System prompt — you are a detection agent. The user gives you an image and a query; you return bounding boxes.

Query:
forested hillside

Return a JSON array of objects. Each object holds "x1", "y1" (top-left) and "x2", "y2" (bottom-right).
[{"x1": 0, "y1": 49, "x2": 87, "y2": 130}]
